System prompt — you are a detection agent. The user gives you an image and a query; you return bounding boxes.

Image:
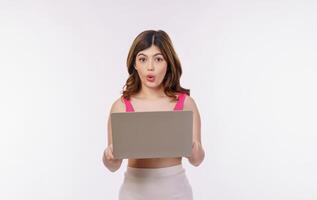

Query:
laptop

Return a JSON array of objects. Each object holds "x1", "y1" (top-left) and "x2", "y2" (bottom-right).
[{"x1": 111, "y1": 110, "x2": 193, "y2": 159}]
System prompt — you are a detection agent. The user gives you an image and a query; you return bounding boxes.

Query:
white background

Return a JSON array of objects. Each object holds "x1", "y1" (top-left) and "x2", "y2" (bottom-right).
[{"x1": 1, "y1": 0, "x2": 317, "y2": 199}]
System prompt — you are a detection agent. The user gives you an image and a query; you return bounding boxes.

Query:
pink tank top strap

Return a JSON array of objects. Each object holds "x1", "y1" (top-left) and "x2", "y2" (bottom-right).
[
  {"x1": 173, "y1": 92, "x2": 187, "y2": 111},
  {"x1": 122, "y1": 93, "x2": 187, "y2": 112},
  {"x1": 122, "y1": 96, "x2": 135, "y2": 112}
]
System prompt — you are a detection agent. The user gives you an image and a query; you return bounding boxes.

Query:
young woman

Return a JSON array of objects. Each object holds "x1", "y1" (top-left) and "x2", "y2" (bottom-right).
[{"x1": 102, "y1": 30, "x2": 205, "y2": 200}]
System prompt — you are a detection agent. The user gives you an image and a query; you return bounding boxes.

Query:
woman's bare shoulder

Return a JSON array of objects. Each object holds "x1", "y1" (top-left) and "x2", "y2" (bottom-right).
[
  {"x1": 110, "y1": 96, "x2": 126, "y2": 113},
  {"x1": 183, "y1": 95, "x2": 199, "y2": 111}
]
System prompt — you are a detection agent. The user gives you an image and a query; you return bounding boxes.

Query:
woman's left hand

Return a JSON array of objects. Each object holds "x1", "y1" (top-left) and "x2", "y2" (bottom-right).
[
  {"x1": 186, "y1": 140, "x2": 200, "y2": 159},
  {"x1": 185, "y1": 140, "x2": 205, "y2": 166}
]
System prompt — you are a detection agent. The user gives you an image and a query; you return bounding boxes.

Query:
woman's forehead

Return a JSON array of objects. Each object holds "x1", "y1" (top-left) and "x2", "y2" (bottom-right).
[{"x1": 137, "y1": 45, "x2": 162, "y2": 57}]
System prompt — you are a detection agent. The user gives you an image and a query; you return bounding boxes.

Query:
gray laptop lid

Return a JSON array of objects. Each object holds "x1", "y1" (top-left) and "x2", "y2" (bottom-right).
[{"x1": 111, "y1": 110, "x2": 193, "y2": 159}]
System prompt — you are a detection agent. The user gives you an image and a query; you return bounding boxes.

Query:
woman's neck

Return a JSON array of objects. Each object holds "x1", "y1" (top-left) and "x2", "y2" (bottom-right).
[{"x1": 135, "y1": 85, "x2": 166, "y2": 100}]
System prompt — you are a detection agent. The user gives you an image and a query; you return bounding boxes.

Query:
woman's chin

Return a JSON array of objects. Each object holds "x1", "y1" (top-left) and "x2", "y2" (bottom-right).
[
  {"x1": 146, "y1": 84, "x2": 160, "y2": 88},
  {"x1": 144, "y1": 82, "x2": 162, "y2": 88}
]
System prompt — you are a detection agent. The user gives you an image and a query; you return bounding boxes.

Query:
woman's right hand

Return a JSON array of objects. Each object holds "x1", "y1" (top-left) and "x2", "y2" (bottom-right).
[{"x1": 104, "y1": 144, "x2": 122, "y2": 167}]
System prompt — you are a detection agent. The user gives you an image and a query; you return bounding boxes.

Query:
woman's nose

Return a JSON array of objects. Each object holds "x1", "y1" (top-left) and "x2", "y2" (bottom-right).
[{"x1": 147, "y1": 60, "x2": 154, "y2": 71}]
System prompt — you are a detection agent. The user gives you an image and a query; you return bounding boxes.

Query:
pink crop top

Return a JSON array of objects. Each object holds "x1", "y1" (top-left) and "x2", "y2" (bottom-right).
[{"x1": 122, "y1": 92, "x2": 187, "y2": 112}]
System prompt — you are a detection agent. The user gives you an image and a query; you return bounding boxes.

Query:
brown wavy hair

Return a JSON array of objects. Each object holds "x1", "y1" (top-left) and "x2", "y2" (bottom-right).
[{"x1": 121, "y1": 30, "x2": 190, "y2": 101}]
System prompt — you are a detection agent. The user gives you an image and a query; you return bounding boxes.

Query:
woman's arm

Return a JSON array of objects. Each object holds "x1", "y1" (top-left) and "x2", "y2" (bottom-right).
[
  {"x1": 184, "y1": 96, "x2": 205, "y2": 167},
  {"x1": 102, "y1": 98, "x2": 125, "y2": 172}
]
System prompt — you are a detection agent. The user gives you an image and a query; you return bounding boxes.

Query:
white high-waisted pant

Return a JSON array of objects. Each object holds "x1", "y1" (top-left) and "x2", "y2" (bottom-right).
[{"x1": 118, "y1": 164, "x2": 193, "y2": 200}]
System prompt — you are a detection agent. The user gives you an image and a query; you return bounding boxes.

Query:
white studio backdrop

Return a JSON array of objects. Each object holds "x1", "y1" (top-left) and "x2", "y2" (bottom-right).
[{"x1": 1, "y1": 0, "x2": 316, "y2": 200}]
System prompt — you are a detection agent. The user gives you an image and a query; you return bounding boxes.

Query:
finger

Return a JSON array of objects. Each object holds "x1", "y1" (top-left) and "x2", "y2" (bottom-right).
[
  {"x1": 107, "y1": 148, "x2": 114, "y2": 159},
  {"x1": 109, "y1": 152, "x2": 114, "y2": 160},
  {"x1": 192, "y1": 141, "x2": 196, "y2": 148},
  {"x1": 106, "y1": 152, "x2": 112, "y2": 160},
  {"x1": 192, "y1": 141, "x2": 199, "y2": 148},
  {"x1": 109, "y1": 145, "x2": 115, "y2": 159},
  {"x1": 105, "y1": 149, "x2": 113, "y2": 160},
  {"x1": 104, "y1": 149, "x2": 109, "y2": 159}
]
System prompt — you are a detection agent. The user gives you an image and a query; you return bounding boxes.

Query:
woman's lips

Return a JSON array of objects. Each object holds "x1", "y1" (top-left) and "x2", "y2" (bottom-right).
[{"x1": 146, "y1": 75, "x2": 155, "y2": 82}]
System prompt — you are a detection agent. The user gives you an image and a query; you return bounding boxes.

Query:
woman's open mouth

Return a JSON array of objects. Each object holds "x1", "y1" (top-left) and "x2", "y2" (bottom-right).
[{"x1": 146, "y1": 75, "x2": 155, "y2": 82}]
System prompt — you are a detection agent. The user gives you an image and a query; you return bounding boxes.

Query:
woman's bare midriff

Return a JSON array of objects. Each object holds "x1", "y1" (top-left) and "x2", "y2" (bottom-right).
[{"x1": 128, "y1": 157, "x2": 182, "y2": 168}]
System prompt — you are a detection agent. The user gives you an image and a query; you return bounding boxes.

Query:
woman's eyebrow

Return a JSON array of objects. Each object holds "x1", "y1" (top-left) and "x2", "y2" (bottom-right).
[
  {"x1": 153, "y1": 53, "x2": 163, "y2": 56},
  {"x1": 137, "y1": 53, "x2": 163, "y2": 57}
]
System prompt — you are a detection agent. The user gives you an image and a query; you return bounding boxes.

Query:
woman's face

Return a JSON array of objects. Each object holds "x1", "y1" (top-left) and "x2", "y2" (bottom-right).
[{"x1": 135, "y1": 45, "x2": 168, "y2": 89}]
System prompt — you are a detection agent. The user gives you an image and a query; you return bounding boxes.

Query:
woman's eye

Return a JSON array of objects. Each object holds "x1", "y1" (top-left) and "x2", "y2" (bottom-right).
[
  {"x1": 155, "y1": 57, "x2": 164, "y2": 62},
  {"x1": 139, "y1": 58, "x2": 146, "y2": 62}
]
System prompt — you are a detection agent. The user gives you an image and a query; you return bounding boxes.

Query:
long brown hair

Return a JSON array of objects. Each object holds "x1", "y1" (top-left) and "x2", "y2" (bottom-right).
[{"x1": 121, "y1": 30, "x2": 190, "y2": 101}]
